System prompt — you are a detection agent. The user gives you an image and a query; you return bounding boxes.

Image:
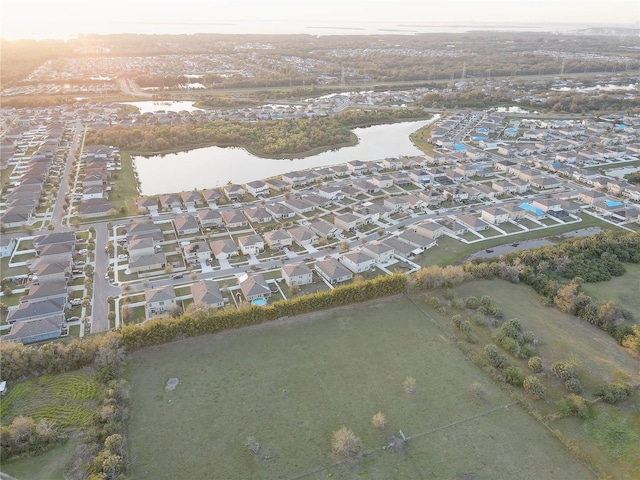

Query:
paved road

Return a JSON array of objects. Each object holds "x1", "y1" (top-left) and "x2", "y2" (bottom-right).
[
  {"x1": 50, "y1": 119, "x2": 83, "y2": 231},
  {"x1": 91, "y1": 222, "x2": 121, "y2": 333}
]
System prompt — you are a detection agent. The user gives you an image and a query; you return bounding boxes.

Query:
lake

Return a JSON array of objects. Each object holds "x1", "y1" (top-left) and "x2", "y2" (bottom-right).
[{"x1": 133, "y1": 118, "x2": 437, "y2": 195}]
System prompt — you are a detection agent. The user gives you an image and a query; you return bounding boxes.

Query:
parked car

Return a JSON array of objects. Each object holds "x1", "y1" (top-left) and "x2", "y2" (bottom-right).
[
  {"x1": 171, "y1": 274, "x2": 183, "y2": 279},
  {"x1": 69, "y1": 299, "x2": 82, "y2": 306},
  {"x1": 118, "y1": 254, "x2": 128, "y2": 260}
]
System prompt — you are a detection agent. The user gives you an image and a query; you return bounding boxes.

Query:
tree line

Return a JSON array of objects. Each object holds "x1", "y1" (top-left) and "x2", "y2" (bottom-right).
[
  {"x1": 465, "y1": 231, "x2": 640, "y2": 345},
  {"x1": 85, "y1": 108, "x2": 429, "y2": 156}
]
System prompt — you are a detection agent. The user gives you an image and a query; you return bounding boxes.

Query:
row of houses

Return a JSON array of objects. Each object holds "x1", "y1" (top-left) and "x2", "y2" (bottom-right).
[{"x1": 3, "y1": 232, "x2": 78, "y2": 344}]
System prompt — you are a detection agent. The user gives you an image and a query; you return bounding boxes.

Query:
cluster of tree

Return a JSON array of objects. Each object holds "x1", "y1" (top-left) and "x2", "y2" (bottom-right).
[
  {"x1": 410, "y1": 264, "x2": 467, "y2": 290},
  {"x1": 625, "y1": 171, "x2": 640, "y2": 185},
  {"x1": 85, "y1": 107, "x2": 430, "y2": 156},
  {"x1": 522, "y1": 92, "x2": 640, "y2": 114},
  {"x1": 417, "y1": 88, "x2": 640, "y2": 114},
  {"x1": 0, "y1": 416, "x2": 57, "y2": 461},
  {"x1": 0, "y1": 336, "x2": 107, "y2": 382},
  {"x1": 86, "y1": 117, "x2": 354, "y2": 156},
  {"x1": 334, "y1": 108, "x2": 430, "y2": 127},
  {"x1": 466, "y1": 231, "x2": 639, "y2": 329},
  {"x1": 492, "y1": 318, "x2": 538, "y2": 360}
]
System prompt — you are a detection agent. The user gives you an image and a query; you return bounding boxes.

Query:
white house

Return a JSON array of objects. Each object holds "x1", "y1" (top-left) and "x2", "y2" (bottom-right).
[
  {"x1": 145, "y1": 285, "x2": 177, "y2": 318},
  {"x1": 238, "y1": 234, "x2": 264, "y2": 255},
  {"x1": 340, "y1": 250, "x2": 376, "y2": 273},
  {"x1": 282, "y1": 262, "x2": 313, "y2": 287}
]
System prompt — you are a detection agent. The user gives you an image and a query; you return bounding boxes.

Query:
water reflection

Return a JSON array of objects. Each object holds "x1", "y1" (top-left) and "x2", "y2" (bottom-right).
[{"x1": 134, "y1": 119, "x2": 435, "y2": 195}]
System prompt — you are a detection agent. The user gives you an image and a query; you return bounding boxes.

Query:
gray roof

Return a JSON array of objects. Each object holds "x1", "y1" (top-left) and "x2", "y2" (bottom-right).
[
  {"x1": 2, "y1": 315, "x2": 63, "y2": 344},
  {"x1": 239, "y1": 274, "x2": 270, "y2": 299},
  {"x1": 7, "y1": 297, "x2": 66, "y2": 323},
  {"x1": 282, "y1": 262, "x2": 312, "y2": 278},
  {"x1": 145, "y1": 285, "x2": 176, "y2": 304}
]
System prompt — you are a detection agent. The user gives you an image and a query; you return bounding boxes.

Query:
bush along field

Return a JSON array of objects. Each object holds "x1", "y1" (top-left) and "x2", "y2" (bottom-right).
[
  {"x1": 0, "y1": 231, "x2": 638, "y2": 478},
  {"x1": 420, "y1": 279, "x2": 640, "y2": 480}
]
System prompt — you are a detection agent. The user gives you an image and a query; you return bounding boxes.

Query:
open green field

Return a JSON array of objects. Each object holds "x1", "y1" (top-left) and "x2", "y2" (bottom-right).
[
  {"x1": 581, "y1": 263, "x2": 640, "y2": 319},
  {"x1": 0, "y1": 437, "x2": 78, "y2": 480},
  {"x1": 127, "y1": 297, "x2": 591, "y2": 480},
  {"x1": 109, "y1": 152, "x2": 139, "y2": 217},
  {"x1": 426, "y1": 280, "x2": 640, "y2": 479}
]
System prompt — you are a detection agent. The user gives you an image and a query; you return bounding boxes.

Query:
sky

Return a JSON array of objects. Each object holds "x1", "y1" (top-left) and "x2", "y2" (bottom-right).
[{"x1": 2, "y1": 0, "x2": 639, "y2": 40}]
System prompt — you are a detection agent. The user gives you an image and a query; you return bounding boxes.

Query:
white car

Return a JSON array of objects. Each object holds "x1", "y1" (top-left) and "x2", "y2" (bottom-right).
[
  {"x1": 118, "y1": 254, "x2": 128, "y2": 260},
  {"x1": 78, "y1": 249, "x2": 88, "y2": 255}
]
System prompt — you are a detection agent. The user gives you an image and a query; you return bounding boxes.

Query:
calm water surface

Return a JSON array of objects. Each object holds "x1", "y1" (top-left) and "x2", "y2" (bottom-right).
[{"x1": 134, "y1": 118, "x2": 436, "y2": 195}]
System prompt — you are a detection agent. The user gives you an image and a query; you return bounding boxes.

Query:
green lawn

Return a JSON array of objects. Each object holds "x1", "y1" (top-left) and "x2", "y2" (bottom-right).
[
  {"x1": 417, "y1": 213, "x2": 622, "y2": 267},
  {"x1": 0, "y1": 437, "x2": 78, "y2": 480},
  {"x1": 127, "y1": 298, "x2": 591, "y2": 480},
  {"x1": 581, "y1": 263, "x2": 640, "y2": 319},
  {"x1": 110, "y1": 152, "x2": 139, "y2": 217}
]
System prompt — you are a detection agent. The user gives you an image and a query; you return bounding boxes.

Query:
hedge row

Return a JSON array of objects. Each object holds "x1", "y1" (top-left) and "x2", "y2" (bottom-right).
[{"x1": 119, "y1": 273, "x2": 408, "y2": 350}]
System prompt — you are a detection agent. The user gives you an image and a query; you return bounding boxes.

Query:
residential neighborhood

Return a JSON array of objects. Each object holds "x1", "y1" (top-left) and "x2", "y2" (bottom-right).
[{"x1": 2, "y1": 99, "x2": 640, "y2": 343}]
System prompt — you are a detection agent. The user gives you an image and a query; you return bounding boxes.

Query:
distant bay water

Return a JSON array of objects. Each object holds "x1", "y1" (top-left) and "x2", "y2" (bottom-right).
[
  {"x1": 8, "y1": 20, "x2": 596, "y2": 41},
  {"x1": 133, "y1": 118, "x2": 437, "y2": 195}
]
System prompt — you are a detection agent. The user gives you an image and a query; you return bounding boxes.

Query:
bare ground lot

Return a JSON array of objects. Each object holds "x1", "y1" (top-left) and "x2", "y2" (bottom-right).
[{"x1": 127, "y1": 297, "x2": 591, "y2": 480}]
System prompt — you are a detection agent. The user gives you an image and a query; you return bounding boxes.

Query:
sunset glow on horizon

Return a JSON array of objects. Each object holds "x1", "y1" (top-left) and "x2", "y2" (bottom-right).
[{"x1": 2, "y1": 0, "x2": 639, "y2": 40}]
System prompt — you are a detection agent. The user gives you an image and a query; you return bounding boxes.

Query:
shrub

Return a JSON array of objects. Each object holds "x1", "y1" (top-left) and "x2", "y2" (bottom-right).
[
  {"x1": 451, "y1": 297, "x2": 465, "y2": 310},
  {"x1": 528, "y1": 356, "x2": 543, "y2": 373},
  {"x1": 594, "y1": 382, "x2": 633, "y2": 404},
  {"x1": 523, "y1": 376, "x2": 546, "y2": 400},
  {"x1": 331, "y1": 427, "x2": 362, "y2": 457},
  {"x1": 484, "y1": 344, "x2": 507, "y2": 369},
  {"x1": 465, "y1": 295, "x2": 481, "y2": 310},
  {"x1": 451, "y1": 314, "x2": 464, "y2": 330},
  {"x1": 468, "y1": 382, "x2": 486, "y2": 401},
  {"x1": 471, "y1": 314, "x2": 487, "y2": 327},
  {"x1": 551, "y1": 361, "x2": 575, "y2": 381},
  {"x1": 557, "y1": 394, "x2": 590, "y2": 419},
  {"x1": 565, "y1": 377, "x2": 583, "y2": 394},
  {"x1": 503, "y1": 366, "x2": 525, "y2": 387},
  {"x1": 372, "y1": 412, "x2": 386, "y2": 430},
  {"x1": 425, "y1": 295, "x2": 441, "y2": 309},
  {"x1": 403, "y1": 376, "x2": 417, "y2": 395}
]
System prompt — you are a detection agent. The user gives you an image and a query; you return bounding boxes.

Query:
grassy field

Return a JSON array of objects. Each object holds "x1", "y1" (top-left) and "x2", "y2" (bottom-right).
[
  {"x1": 127, "y1": 297, "x2": 591, "y2": 480},
  {"x1": 0, "y1": 371, "x2": 99, "y2": 429},
  {"x1": 0, "y1": 437, "x2": 78, "y2": 480},
  {"x1": 425, "y1": 280, "x2": 640, "y2": 479},
  {"x1": 581, "y1": 263, "x2": 640, "y2": 319},
  {"x1": 0, "y1": 372, "x2": 100, "y2": 479},
  {"x1": 418, "y1": 213, "x2": 622, "y2": 267},
  {"x1": 109, "y1": 152, "x2": 139, "y2": 216}
]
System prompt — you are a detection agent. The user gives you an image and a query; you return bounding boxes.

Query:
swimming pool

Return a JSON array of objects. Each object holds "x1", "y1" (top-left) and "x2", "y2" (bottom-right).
[
  {"x1": 606, "y1": 200, "x2": 623, "y2": 208},
  {"x1": 251, "y1": 297, "x2": 267, "y2": 306},
  {"x1": 519, "y1": 202, "x2": 545, "y2": 216}
]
